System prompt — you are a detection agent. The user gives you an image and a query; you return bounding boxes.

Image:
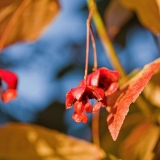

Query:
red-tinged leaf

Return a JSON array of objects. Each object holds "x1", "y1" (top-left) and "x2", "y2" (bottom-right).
[
  {"x1": 107, "y1": 58, "x2": 160, "y2": 141},
  {"x1": 0, "y1": 0, "x2": 60, "y2": 50}
]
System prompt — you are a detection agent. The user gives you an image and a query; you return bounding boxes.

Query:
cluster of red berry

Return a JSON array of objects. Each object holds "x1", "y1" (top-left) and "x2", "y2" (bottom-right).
[{"x1": 66, "y1": 67, "x2": 119, "y2": 123}]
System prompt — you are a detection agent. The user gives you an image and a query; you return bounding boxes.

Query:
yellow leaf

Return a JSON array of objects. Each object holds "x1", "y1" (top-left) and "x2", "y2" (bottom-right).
[
  {"x1": 120, "y1": 0, "x2": 160, "y2": 35},
  {"x1": 0, "y1": 0, "x2": 60, "y2": 50},
  {"x1": 0, "y1": 122, "x2": 106, "y2": 159}
]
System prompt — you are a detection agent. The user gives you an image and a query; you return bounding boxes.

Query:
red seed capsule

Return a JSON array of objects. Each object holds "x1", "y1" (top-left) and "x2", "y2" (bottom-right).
[
  {"x1": 105, "y1": 82, "x2": 119, "y2": 96},
  {"x1": 84, "y1": 102, "x2": 92, "y2": 113},
  {"x1": 93, "y1": 101, "x2": 102, "y2": 112},
  {"x1": 2, "y1": 89, "x2": 17, "y2": 103}
]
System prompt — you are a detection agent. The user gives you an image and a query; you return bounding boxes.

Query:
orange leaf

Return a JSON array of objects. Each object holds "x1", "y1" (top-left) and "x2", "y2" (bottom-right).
[
  {"x1": 0, "y1": 0, "x2": 60, "y2": 50},
  {"x1": 107, "y1": 58, "x2": 160, "y2": 141},
  {"x1": 120, "y1": 121, "x2": 159, "y2": 160},
  {"x1": 120, "y1": 0, "x2": 160, "y2": 35}
]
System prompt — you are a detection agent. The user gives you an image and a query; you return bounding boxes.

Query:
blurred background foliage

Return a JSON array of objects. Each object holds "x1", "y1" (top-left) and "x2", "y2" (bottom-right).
[{"x1": 0, "y1": 0, "x2": 159, "y2": 159}]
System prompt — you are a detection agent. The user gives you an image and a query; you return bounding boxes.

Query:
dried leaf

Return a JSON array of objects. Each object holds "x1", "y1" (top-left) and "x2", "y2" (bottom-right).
[
  {"x1": 0, "y1": 122, "x2": 106, "y2": 159},
  {"x1": 107, "y1": 58, "x2": 160, "y2": 141},
  {"x1": 120, "y1": 0, "x2": 160, "y2": 35},
  {"x1": 0, "y1": 0, "x2": 60, "y2": 50},
  {"x1": 120, "y1": 121, "x2": 160, "y2": 160},
  {"x1": 104, "y1": 0, "x2": 133, "y2": 40}
]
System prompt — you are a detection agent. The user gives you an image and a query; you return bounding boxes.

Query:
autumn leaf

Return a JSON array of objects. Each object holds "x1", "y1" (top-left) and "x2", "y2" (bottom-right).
[
  {"x1": 120, "y1": 121, "x2": 159, "y2": 160},
  {"x1": 107, "y1": 58, "x2": 160, "y2": 141},
  {"x1": 120, "y1": 0, "x2": 160, "y2": 35},
  {"x1": 0, "y1": 122, "x2": 106, "y2": 159},
  {"x1": 0, "y1": 0, "x2": 60, "y2": 50},
  {"x1": 104, "y1": 0, "x2": 133, "y2": 40},
  {"x1": 144, "y1": 70, "x2": 160, "y2": 108}
]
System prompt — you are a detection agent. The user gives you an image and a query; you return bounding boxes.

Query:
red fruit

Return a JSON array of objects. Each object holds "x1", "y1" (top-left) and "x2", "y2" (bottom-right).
[
  {"x1": 74, "y1": 101, "x2": 84, "y2": 114},
  {"x1": 72, "y1": 112, "x2": 88, "y2": 123},
  {"x1": 81, "y1": 113, "x2": 88, "y2": 123},
  {"x1": 78, "y1": 67, "x2": 120, "y2": 91},
  {"x1": 105, "y1": 82, "x2": 119, "y2": 96},
  {"x1": 93, "y1": 101, "x2": 102, "y2": 112},
  {"x1": 84, "y1": 102, "x2": 92, "y2": 113},
  {"x1": 2, "y1": 89, "x2": 17, "y2": 103},
  {"x1": 72, "y1": 112, "x2": 82, "y2": 123}
]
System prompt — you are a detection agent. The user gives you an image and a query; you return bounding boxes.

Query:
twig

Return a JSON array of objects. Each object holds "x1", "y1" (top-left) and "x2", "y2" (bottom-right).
[{"x1": 92, "y1": 111, "x2": 100, "y2": 147}]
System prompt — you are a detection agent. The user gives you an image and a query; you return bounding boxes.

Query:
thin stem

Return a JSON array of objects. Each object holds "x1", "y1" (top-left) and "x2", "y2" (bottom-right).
[
  {"x1": 92, "y1": 111, "x2": 100, "y2": 147},
  {"x1": 87, "y1": 0, "x2": 151, "y2": 147},
  {"x1": 90, "y1": 25, "x2": 97, "y2": 71},
  {"x1": 0, "y1": 0, "x2": 32, "y2": 51},
  {"x1": 84, "y1": 21, "x2": 90, "y2": 81},
  {"x1": 87, "y1": 0, "x2": 152, "y2": 118},
  {"x1": 84, "y1": 0, "x2": 95, "y2": 81},
  {"x1": 87, "y1": 0, "x2": 127, "y2": 81},
  {"x1": 86, "y1": 0, "x2": 100, "y2": 147}
]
